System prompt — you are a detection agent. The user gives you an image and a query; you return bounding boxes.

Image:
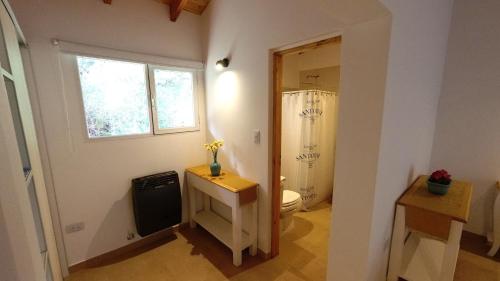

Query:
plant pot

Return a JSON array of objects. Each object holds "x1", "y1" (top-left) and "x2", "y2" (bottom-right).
[
  {"x1": 210, "y1": 161, "x2": 221, "y2": 177},
  {"x1": 427, "y1": 180, "x2": 451, "y2": 195}
]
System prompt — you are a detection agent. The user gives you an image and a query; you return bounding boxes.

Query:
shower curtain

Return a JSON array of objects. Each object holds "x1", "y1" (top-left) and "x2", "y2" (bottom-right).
[{"x1": 281, "y1": 90, "x2": 336, "y2": 209}]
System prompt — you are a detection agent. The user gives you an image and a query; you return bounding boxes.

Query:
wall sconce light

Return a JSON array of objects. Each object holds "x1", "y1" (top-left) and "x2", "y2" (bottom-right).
[{"x1": 215, "y1": 58, "x2": 230, "y2": 71}]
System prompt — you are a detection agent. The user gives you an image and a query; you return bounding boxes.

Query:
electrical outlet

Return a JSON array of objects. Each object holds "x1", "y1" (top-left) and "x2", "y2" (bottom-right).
[
  {"x1": 65, "y1": 222, "x2": 84, "y2": 234},
  {"x1": 127, "y1": 231, "x2": 136, "y2": 240}
]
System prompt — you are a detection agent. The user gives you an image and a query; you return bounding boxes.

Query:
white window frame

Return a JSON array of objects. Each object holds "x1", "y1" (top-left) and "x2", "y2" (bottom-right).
[
  {"x1": 73, "y1": 55, "x2": 201, "y2": 140},
  {"x1": 148, "y1": 64, "x2": 200, "y2": 135}
]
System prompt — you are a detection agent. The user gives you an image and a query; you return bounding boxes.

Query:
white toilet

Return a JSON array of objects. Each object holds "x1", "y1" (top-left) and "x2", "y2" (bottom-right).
[{"x1": 280, "y1": 176, "x2": 303, "y2": 234}]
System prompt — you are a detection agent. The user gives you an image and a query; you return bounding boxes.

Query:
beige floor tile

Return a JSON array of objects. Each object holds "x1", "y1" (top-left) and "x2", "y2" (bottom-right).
[
  {"x1": 454, "y1": 250, "x2": 499, "y2": 281},
  {"x1": 65, "y1": 201, "x2": 498, "y2": 281}
]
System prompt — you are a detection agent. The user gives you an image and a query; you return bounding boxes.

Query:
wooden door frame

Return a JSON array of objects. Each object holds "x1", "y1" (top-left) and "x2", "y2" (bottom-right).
[{"x1": 270, "y1": 36, "x2": 342, "y2": 257}]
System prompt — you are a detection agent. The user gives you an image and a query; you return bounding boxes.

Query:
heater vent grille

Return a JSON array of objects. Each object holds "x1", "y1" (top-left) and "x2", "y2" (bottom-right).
[{"x1": 132, "y1": 171, "x2": 181, "y2": 237}]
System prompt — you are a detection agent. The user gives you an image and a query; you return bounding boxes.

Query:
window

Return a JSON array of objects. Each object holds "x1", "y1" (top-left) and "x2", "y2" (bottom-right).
[
  {"x1": 76, "y1": 56, "x2": 199, "y2": 139},
  {"x1": 149, "y1": 67, "x2": 198, "y2": 134},
  {"x1": 77, "y1": 57, "x2": 151, "y2": 138}
]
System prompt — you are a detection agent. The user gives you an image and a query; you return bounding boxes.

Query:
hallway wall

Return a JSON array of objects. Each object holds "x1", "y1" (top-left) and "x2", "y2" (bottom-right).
[
  {"x1": 368, "y1": 0, "x2": 454, "y2": 279},
  {"x1": 201, "y1": 1, "x2": 391, "y2": 280},
  {"x1": 431, "y1": 0, "x2": 500, "y2": 236}
]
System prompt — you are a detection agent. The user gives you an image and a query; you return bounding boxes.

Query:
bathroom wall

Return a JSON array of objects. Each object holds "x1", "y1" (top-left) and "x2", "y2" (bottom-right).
[
  {"x1": 431, "y1": 0, "x2": 500, "y2": 236},
  {"x1": 299, "y1": 67, "x2": 341, "y2": 92},
  {"x1": 11, "y1": 0, "x2": 205, "y2": 267},
  {"x1": 282, "y1": 43, "x2": 341, "y2": 91}
]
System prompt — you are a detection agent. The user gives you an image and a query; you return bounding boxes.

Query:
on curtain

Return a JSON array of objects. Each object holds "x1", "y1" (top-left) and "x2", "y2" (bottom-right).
[{"x1": 281, "y1": 90, "x2": 336, "y2": 209}]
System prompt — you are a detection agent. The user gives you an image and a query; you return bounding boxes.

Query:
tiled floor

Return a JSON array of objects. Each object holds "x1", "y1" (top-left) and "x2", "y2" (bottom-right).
[
  {"x1": 66, "y1": 202, "x2": 499, "y2": 281},
  {"x1": 455, "y1": 250, "x2": 499, "y2": 281}
]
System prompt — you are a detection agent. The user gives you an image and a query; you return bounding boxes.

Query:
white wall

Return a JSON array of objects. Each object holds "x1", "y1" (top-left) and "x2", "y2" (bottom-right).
[
  {"x1": 367, "y1": 0, "x2": 454, "y2": 279},
  {"x1": 327, "y1": 17, "x2": 391, "y2": 281},
  {"x1": 202, "y1": 1, "x2": 392, "y2": 280},
  {"x1": 203, "y1": 0, "x2": 454, "y2": 280},
  {"x1": 431, "y1": 0, "x2": 500, "y2": 236},
  {"x1": 0, "y1": 205, "x2": 18, "y2": 280},
  {"x1": 11, "y1": 0, "x2": 205, "y2": 266}
]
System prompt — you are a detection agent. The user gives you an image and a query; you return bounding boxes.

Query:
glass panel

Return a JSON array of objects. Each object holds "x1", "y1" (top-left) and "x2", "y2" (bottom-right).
[
  {"x1": 0, "y1": 21, "x2": 11, "y2": 73},
  {"x1": 77, "y1": 56, "x2": 151, "y2": 138},
  {"x1": 5, "y1": 77, "x2": 31, "y2": 176},
  {"x1": 27, "y1": 178, "x2": 47, "y2": 254},
  {"x1": 153, "y1": 69, "x2": 196, "y2": 130}
]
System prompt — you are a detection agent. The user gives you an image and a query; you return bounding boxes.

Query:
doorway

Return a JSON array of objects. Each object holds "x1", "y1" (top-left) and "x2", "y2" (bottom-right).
[{"x1": 271, "y1": 36, "x2": 342, "y2": 257}]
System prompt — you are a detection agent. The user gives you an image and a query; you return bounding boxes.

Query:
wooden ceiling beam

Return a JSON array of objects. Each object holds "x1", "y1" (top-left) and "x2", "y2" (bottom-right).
[
  {"x1": 169, "y1": 0, "x2": 189, "y2": 22},
  {"x1": 156, "y1": 0, "x2": 211, "y2": 16},
  {"x1": 103, "y1": 0, "x2": 210, "y2": 20}
]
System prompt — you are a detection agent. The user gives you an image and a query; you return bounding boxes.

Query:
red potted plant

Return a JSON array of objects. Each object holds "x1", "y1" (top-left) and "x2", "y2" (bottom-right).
[{"x1": 428, "y1": 169, "x2": 452, "y2": 195}]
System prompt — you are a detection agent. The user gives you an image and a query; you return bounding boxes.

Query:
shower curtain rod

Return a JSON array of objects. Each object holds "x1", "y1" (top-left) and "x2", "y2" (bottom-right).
[{"x1": 282, "y1": 89, "x2": 338, "y2": 96}]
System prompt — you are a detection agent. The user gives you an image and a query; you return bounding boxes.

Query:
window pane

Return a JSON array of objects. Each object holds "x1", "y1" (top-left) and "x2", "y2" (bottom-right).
[
  {"x1": 5, "y1": 77, "x2": 31, "y2": 176},
  {"x1": 153, "y1": 69, "x2": 196, "y2": 130},
  {"x1": 77, "y1": 56, "x2": 151, "y2": 138}
]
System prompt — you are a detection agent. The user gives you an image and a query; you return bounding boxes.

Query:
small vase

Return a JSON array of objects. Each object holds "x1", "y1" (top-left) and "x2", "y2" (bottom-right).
[
  {"x1": 427, "y1": 180, "x2": 451, "y2": 195},
  {"x1": 210, "y1": 152, "x2": 221, "y2": 176}
]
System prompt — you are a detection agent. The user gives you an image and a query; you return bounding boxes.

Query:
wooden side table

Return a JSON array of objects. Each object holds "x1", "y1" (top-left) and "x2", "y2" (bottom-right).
[
  {"x1": 387, "y1": 175, "x2": 473, "y2": 281},
  {"x1": 186, "y1": 165, "x2": 258, "y2": 266}
]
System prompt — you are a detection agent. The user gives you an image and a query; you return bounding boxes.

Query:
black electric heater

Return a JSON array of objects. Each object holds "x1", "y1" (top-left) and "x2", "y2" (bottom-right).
[{"x1": 132, "y1": 171, "x2": 182, "y2": 237}]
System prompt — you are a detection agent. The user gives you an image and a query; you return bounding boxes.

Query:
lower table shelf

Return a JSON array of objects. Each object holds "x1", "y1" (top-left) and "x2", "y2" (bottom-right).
[
  {"x1": 186, "y1": 165, "x2": 258, "y2": 266},
  {"x1": 193, "y1": 210, "x2": 251, "y2": 250},
  {"x1": 400, "y1": 232, "x2": 446, "y2": 281}
]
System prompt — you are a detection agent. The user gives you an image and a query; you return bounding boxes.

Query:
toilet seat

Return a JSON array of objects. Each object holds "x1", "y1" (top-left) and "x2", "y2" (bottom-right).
[{"x1": 282, "y1": 190, "x2": 301, "y2": 205}]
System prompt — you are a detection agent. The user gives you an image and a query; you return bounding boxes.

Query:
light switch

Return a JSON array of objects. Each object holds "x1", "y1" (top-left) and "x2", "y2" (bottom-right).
[{"x1": 253, "y1": 130, "x2": 261, "y2": 144}]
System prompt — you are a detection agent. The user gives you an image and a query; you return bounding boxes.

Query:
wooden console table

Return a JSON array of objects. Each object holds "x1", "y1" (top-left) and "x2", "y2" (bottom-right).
[
  {"x1": 387, "y1": 175, "x2": 473, "y2": 281},
  {"x1": 186, "y1": 165, "x2": 258, "y2": 266}
]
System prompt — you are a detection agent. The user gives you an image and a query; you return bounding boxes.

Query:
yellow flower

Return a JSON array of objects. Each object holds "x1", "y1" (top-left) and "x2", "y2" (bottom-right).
[{"x1": 203, "y1": 139, "x2": 224, "y2": 152}]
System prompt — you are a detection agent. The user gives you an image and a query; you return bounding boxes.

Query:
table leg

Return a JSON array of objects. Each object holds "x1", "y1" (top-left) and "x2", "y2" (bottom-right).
[
  {"x1": 387, "y1": 204, "x2": 406, "y2": 281},
  {"x1": 488, "y1": 192, "x2": 500, "y2": 256},
  {"x1": 188, "y1": 184, "x2": 197, "y2": 228},
  {"x1": 439, "y1": 220, "x2": 463, "y2": 281},
  {"x1": 249, "y1": 201, "x2": 258, "y2": 256},
  {"x1": 203, "y1": 193, "x2": 211, "y2": 212},
  {"x1": 488, "y1": 241, "x2": 500, "y2": 257},
  {"x1": 232, "y1": 205, "x2": 242, "y2": 266}
]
